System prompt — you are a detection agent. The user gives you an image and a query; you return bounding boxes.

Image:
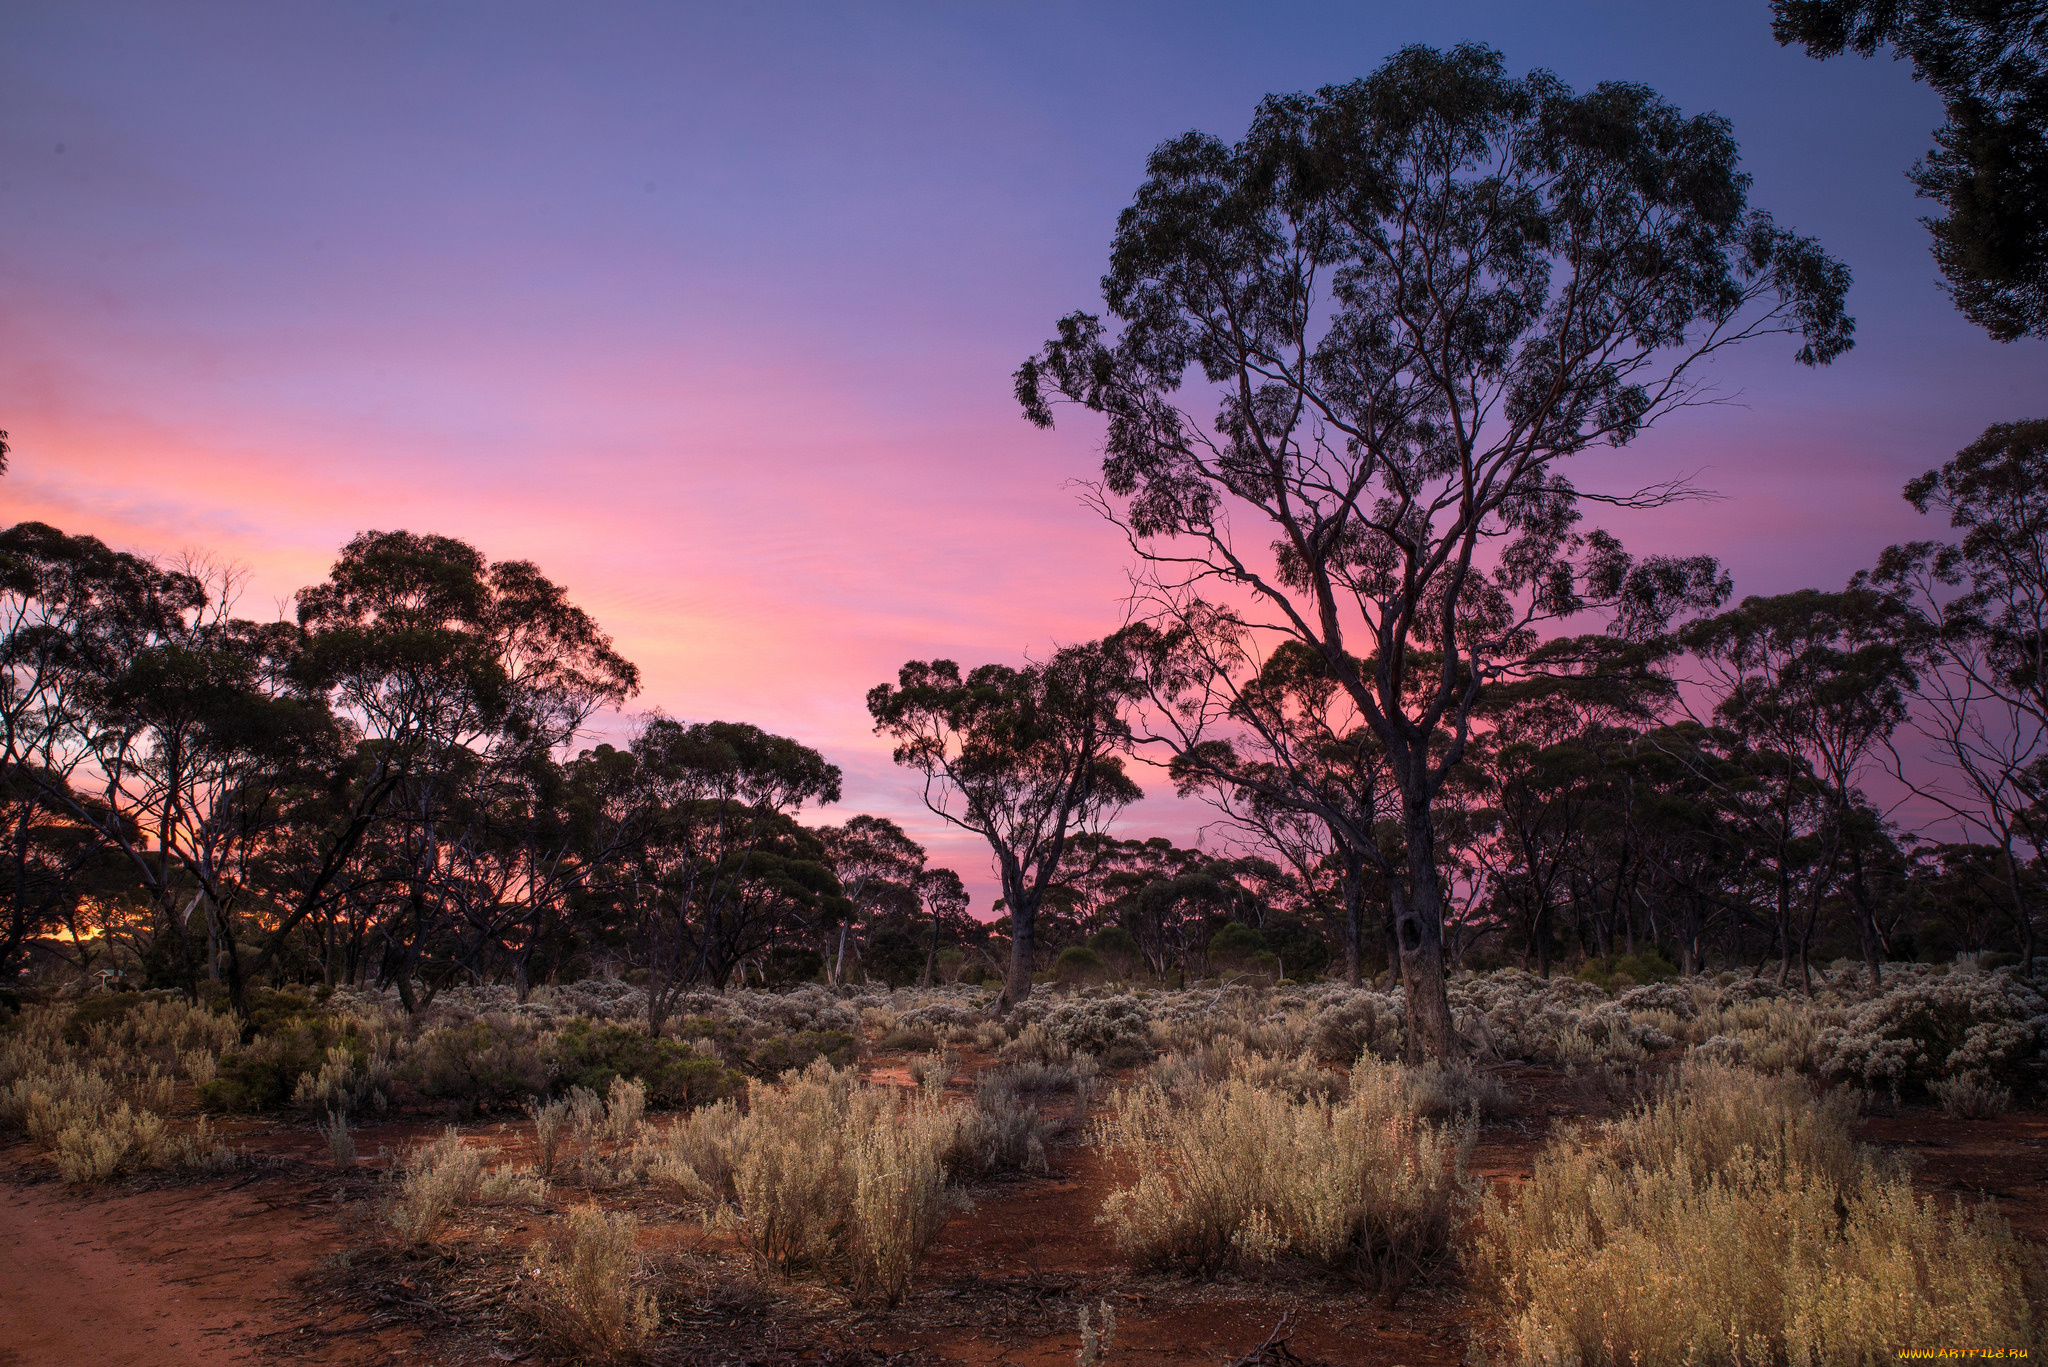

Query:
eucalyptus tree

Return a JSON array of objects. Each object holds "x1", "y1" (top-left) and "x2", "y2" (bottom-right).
[
  {"x1": 816, "y1": 814, "x2": 926, "y2": 984},
  {"x1": 291, "y1": 530, "x2": 640, "y2": 1012},
  {"x1": 629, "y1": 718, "x2": 842, "y2": 1026},
  {"x1": 1773, "y1": 0, "x2": 2048, "y2": 338},
  {"x1": 1161, "y1": 637, "x2": 1402, "y2": 987},
  {"x1": 1869, "y1": 418, "x2": 2048, "y2": 972},
  {"x1": 0, "y1": 522, "x2": 179, "y2": 978},
  {"x1": 868, "y1": 636, "x2": 1145, "y2": 1012},
  {"x1": 1681, "y1": 589, "x2": 1917, "y2": 987},
  {"x1": 916, "y1": 866, "x2": 971, "y2": 986},
  {"x1": 1017, "y1": 44, "x2": 1846, "y2": 1054}
]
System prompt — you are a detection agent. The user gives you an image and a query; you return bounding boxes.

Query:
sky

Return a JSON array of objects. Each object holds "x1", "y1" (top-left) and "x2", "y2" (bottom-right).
[{"x1": 2, "y1": 1, "x2": 2043, "y2": 906}]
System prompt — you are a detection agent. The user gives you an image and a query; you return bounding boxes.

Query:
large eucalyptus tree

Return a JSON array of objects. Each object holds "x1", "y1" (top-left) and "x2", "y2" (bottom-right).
[{"x1": 1018, "y1": 44, "x2": 1852, "y2": 1056}]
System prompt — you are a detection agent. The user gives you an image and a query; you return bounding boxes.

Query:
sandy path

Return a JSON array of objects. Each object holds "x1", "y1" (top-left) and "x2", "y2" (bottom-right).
[{"x1": 0, "y1": 1169, "x2": 343, "y2": 1367}]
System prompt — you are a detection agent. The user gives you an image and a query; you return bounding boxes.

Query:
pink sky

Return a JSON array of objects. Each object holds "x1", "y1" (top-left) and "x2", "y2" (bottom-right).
[{"x1": 4, "y1": 1, "x2": 2043, "y2": 905}]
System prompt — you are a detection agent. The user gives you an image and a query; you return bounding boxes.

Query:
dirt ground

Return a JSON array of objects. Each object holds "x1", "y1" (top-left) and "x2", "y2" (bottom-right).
[{"x1": 4, "y1": 1062, "x2": 2044, "y2": 1367}]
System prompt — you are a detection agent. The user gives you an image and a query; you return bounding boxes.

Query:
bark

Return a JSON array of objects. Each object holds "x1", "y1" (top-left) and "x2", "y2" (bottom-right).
[
  {"x1": 1339, "y1": 852, "x2": 1364, "y2": 988},
  {"x1": 1396, "y1": 803, "x2": 1457, "y2": 1062},
  {"x1": 995, "y1": 864, "x2": 1036, "y2": 1016}
]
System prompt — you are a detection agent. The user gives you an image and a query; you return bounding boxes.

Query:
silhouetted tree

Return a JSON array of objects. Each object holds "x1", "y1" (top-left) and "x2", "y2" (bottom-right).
[
  {"x1": 1018, "y1": 44, "x2": 1847, "y2": 1052},
  {"x1": 1774, "y1": 0, "x2": 2048, "y2": 338},
  {"x1": 868, "y1": 637, "x2": 1145, "y2": 1012}
]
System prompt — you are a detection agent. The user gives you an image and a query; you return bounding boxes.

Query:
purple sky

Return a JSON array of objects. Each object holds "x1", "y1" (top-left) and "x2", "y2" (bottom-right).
[{"x1": 3, "y1": 1, "x2": 2042, "y2": 905}]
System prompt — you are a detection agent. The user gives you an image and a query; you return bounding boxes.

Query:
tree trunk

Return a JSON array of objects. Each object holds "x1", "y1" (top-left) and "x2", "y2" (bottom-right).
[
  {"x1": 1396, "y1": 804, "x2": 1457, "y2": 1062},
  {"x1": 1340, "y1": 851, "x2": 1364, "y2": 988},
  {"x1": 997, "y1": 891, "x2": 1035, "y2": 1016}
]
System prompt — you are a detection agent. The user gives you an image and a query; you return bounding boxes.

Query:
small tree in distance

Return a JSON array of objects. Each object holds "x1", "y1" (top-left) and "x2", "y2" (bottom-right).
[
  {"x1": 868, "y1": 637, "x2": 1144, "y2": 1014},
  {"x1": 1018, "y1": 44, "x2": 1852, "y2": 1057}
]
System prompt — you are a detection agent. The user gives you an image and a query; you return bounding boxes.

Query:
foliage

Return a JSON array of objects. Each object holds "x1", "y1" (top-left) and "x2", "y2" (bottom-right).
[{"x1": 1472, "y1": 1062, "x2": 2042, "y2": 1364}]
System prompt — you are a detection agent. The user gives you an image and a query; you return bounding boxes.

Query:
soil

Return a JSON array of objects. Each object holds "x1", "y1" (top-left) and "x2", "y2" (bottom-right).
[{"x1": 3, "y1": 1062, "x2": 2044, "y2": 1367}]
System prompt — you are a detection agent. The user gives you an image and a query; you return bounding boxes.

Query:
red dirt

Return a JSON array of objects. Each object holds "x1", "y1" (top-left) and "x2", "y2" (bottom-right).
[
  {"x1": 3, "y1": 1071, "x2": 2043, "y2": 1366},
  {"x1": 0, "y1": 1146, "x2": 363, "y2": 1367}
]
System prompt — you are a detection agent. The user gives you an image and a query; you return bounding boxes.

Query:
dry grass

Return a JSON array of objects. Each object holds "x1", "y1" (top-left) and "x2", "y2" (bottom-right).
[
  {"x1": 1472, "y1": 1062, "x2": 2044, "y2": 1365},
  {"x1": 383, "y1": 1127, "x2": 547, "y2": 1244},
  {"x1": 1094, "y1": 1054, "x2": 1475, "y2": 1295},
  {"x1": 0, "y1": 1000, "x2": 242, "y2": 1184},
  {"x1": 1933, "y1": 1073, "x2": 2012, "y2": 1119},
  {"x1": 639, "y1": 1060, "x2": 959, "y2": 1306},
  {"x1": 947, "y1": 1071, "x2": 1064, "y2": 1176},
  {"x1": 526, "y1": 1204, "x2": 660, "y2": 1364}
]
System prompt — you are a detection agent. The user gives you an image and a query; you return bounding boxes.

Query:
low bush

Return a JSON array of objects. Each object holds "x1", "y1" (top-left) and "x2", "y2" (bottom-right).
[
  {"x1": 526, "y1": 1206, "x2": 660, "y2": 1364},
  {"x1": 1471, "y1": 1063, "x2": 2043, "y2": 1365},
  {"x1": 199, "y1": 1015, "x2": 362, "y2": 1113},
  {"x1": 947, "y1": 1071, "x2": 1061, "y2": 1176},
  {"x1": 556, "y1": 1020, "x2": 744, "y2": 1108},
  {"x1": 1095, "y1": 1057, "x2": 1475, "y2": 1295},
  {"x1": 643, "y1": 1060, "x2": 958, "y2": 1306},
  {"x1": 743, "y1": 1028, "x2": 859, "y2": 1079},
  {"x1": 1820, "y1": 968, "x2": 2047, "y2": 1097},
  {"x1": 385, "y1": 1127, "x2": 487, "y2": 1245},
  {"x1": 417, "y1": 1016, "x2": 557, "y2": 1106},
  {"x1": 1054, "y1": 946, "x2": 1110, "y2": 986}
]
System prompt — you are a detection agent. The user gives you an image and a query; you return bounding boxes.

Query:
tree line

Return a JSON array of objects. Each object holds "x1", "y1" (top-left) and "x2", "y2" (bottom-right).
[{"x1": 6, "y1": 14, "x2": 2043, "y2": 1050}]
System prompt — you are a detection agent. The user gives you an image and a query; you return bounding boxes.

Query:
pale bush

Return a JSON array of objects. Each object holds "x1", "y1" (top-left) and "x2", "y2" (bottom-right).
[
  {"x1": 385, "y1": 1128, "x2": 487, "y2": 1244},
  {"x1": 948, "y1": 1072, "x2": 1060, "y2": 1176},
  {"x1": 1472, "y1": 1064, "x2": 2043, "y2": 1365},
  {"x1": 1000, "y1": 1055, "x2": 1098, "y2": 1094},
  {"x1": 318, "y1": 1109, "x2": 355, "y2": 1167},
  {"x1": 527, "y1": 1095, "x2": 572, "y2": 1176},
  {"x1": 637, "y1": 1098, "x2": 741, "y2": 1205},
  {"x1": 1819, "y1": 968, "x2": 2047, "y2": 1096},
  {"x1": 1691, "y1": 997, "x2": 1840, "y2": 1074},
  {"x1": 527, "y1": 1205, "x2": 659, "y2": 1363},
  {"x1": 1011, "y1": 995, "x2": 1152, "y2": 1061},
  {"x1": 1609, "y1": 1062, "x2": 1864, "y2": 1193},
  {"x1": 652, "y1": 1061, "x2": 960, "y2": 1305},
  {"x1": 1095, "y1": 1057, "x2": 1475, "y2": 1292},
  {"x1": 907, "y1": 1050, "x2": 954, "y2": 1097},
  {"x1": 845, "y1": 1097, "x2": 953, "y2": 1305},
  {"x1": 604, "y1": 1076, "x2": 646, "y2": 1143},
  {"x1": 179, "y1": 1047, "x2": 219, "y2": 1087},
  {"x1": 290, "y1": 1044, "x2": 392, "y2": 1116},
  {"x1": 1934, "y1": 1073, "x2": 2012, "y2": 1119},
  {"x1": 1404, "y1": 1059, "x2": 1517, "y2": 1121}
]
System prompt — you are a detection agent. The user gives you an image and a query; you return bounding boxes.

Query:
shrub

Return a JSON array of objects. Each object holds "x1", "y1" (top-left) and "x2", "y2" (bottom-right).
[
  {"x1": 200, "y1": 1016, "x2": 360, "y2": 1113},
  {"x1": 744, "y1": 1028, "x2": 859, "y2": 1079},
  {"x1": 318, "y1": 1109, "x2": 356, "y2": 1168},
  {"x1": 526, "y1": 1206, "x2": 660, "y2": 1363},
  {"x1": 1472, "y1": 1063, "x2": 2043, "y2": 1364},
  {"x1": 948, "y1": 1072, "x2": 1058, "y2": 1176},
  {"x1": 1088, "y1": 927, "x2": 1141, "y2": 978},
  {"x1": 417, "y1": 1016, "x2": 557, "y2": 1105},
  {"x1": 1819, "y1": 968, "x2": 2047, "y2": 1096},
  {"x1": 292, "y1": 1044, "x2": 393, "y2": 1117},
  {"x1": 385, "y1": 1128, "x2": 487, "y2": 1245},
  {"x1": 1403, "y1": 1060, "x2": 1517, "y2": 1121},
  {"x1": 1013, "y1": 996, "x2": 1152, "y2": 1062},
  {"x1": 556, "y1": 1020, "x2": 745, "y2": 1107},
  {"x1": 1095, "y1": 1058, "x2": 1475, "y2": 1294},
  {"x1": 1575, "y1": 949, "x2": 1678, "y2": 991},
  {"x1": 1309, "y1": 991, "x2": 1400, "y2": 1064},
  {"x1": 1934, "y1": 1073, "x2": 2012, "y2": 1119},
  {"x1": 657, "y1": 1061, "x2": 958, "y2": 1306},
  {"x1": 1054, "y1": 946, "x2": 1110, "y2": 985}
]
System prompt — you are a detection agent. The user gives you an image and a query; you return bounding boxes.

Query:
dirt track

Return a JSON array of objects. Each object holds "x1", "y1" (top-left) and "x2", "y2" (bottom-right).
[{"x1": 0, "y1": 1162, "x2": 343, "y2": 1367}]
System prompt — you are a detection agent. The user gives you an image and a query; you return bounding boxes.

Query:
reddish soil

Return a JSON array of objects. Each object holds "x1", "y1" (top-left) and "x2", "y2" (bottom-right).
[
  {"x1": 2, "y1": 1065, "x2": 2042, "y2": 1366},
  {"x1": 0, "y1": 1143, "x2": 364, "y2": 1367}
]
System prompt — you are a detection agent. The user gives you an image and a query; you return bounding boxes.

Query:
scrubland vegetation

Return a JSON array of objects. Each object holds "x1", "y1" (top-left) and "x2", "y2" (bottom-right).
[
  {"x1": 5, "y1": 11, "x2": 2047, "y2": 1363},
  {"x1": 3, "y1": 956, "x2": 2042, "y2": 1363}
]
